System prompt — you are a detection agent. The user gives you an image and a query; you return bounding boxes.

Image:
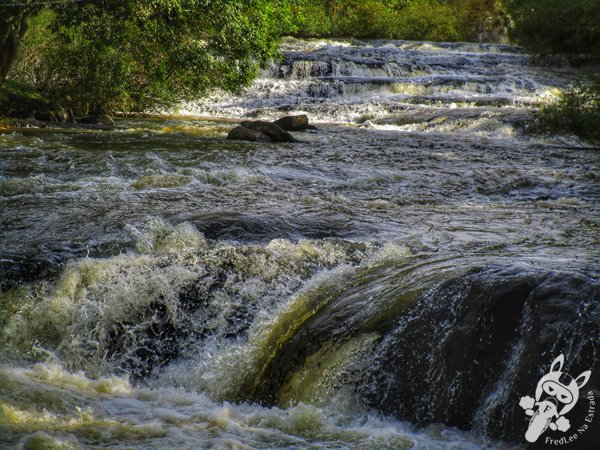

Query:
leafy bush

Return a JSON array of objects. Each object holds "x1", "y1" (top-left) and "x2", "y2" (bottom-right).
[{"x1": 533, "y1": 81, "x2": 600, "y2": 148}]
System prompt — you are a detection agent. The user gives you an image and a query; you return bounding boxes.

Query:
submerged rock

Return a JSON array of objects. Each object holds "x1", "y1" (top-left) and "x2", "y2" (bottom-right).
[
  {"x1": 227, "y1": 125, "x2": 272, "y2": 142},
  {"x1": 274, "y1": 114, "x2": 316, "y2": 131},
  {"x1": 240, "y1": 120, "x2": 299, "y2": 142}
]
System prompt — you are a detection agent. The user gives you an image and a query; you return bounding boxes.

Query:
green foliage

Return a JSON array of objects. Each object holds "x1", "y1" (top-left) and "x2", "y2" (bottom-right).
[
  {"x1": 392, "y1": 0, "x2": 463, "y2": 42},
  {"x1": 532, "y1": 81, "x2": 600, "y2": 148},
  {"x1": 0, "y1": 79, "x2": 50, "y2": 117},
  {"x1": 287, "y1": 0, "x2": 505, "y2": 42},
  {"x1": 501, "y1": 1, "x2": 600, "y2": 148},
  {"x1": 7, "y1": 0, "x2": 291, "y2": 114},
  {"x1": 504, "y1": 0, "x2": 600, "y2": 55}
]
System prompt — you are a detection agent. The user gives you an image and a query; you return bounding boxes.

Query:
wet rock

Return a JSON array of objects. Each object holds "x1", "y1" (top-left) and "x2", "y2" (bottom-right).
[
  {"x1": 76, "y1": 113, "x2": 114, "y2": 126},
  {"x1": 49, "y1": 103, "x2": 73, "y2": 123},
  {"x1": 274, "y1": 114, "x2": 316, "y2": 131},
  {"x1": 240, "y1": 120, "x2": 299, "y2": 142},
  {"x1": 33, "y1": 110, "x2": 57, "y2": 122},
  {"x1": 569, "y1": 54, "x2": 600, "y2": 68},
  {"x1": 530, "y1": 53, "x2": 570, "y2": 68},
  {"x1": 361, "y1": 267, "x2": 600, "y2": 446},
  {"x1": 65, "y1": 107, "x2": 74, "y2": 123},
  {"x1": 227, "y1": 125, "x2": 272, "y2": 142}
]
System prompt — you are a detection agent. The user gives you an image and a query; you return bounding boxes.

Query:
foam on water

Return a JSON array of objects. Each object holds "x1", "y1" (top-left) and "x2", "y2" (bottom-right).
[
  {"x1": 1, "y1": 361, "x2": 515, "y2": 449},
  {"x1": 179, "y1": 37, "x2": 577, "y2": 138},
  {"x1": 0, "y1": 220, "x2": 381, "y2": 378},
  {"x1": 0, "y1": 218, "x2": 521, "y2": 448}
]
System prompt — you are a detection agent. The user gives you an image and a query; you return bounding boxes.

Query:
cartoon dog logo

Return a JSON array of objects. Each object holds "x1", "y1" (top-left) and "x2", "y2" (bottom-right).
[{"x1": 519, "y1": 354, "x2": 591, "y2": 443}]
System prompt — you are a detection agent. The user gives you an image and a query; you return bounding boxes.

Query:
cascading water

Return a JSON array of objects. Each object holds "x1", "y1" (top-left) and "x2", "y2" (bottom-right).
[
  {"x1": 1, "y1": 39, "x2": 598, "y2": 449},
  {"x1": 184, "y1": 38, "x2": 575, "y2": 131}
]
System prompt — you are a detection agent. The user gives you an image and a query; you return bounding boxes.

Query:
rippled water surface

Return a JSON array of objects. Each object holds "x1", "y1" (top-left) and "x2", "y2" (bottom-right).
[{"x1": 1, "y1": 39, "x2": 598, "y2": 449}]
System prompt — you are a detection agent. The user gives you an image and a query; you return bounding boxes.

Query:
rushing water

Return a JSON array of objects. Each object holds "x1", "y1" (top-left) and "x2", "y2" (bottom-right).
[{"x1": 1, "y1": 39, "x2": 598, "y2": 449}]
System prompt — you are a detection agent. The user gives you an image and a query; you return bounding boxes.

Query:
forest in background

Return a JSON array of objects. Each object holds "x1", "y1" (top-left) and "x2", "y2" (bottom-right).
[
  {"x1": 0, "y1": 0, "x2": 598, "y2": 145},
  {"x1": 289, "y1": 0, "x2": 600, "y2": 56},
  {"x1": 288, "y1": 0, "x2": 506, "y2": 43}
]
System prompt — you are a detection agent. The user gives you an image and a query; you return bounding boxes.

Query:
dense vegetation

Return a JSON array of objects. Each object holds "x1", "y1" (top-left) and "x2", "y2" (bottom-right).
[
  {"x1": 501, "y1": 0, "x2": 600, "y2": 148},
  {"x1": 503, "y1": 0, "x2": 600, "y2": 56},
  {"x1": 1, "y1": 0, "x2": 509, "y2": 117},
  {"x1": 1, "y1": 0, "x2": 291, "y2": 114},
  {"x1": 287, "y1": 0, "x2": 506, "y2": 42},
  {"x1": 285, "y1": 0, "x2": 600, "y2": 58}
]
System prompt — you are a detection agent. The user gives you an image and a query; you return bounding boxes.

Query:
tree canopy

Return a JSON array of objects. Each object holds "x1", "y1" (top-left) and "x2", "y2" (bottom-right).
[{"x1": 1, "y1": 0, "x2": 291, "y2": 113}]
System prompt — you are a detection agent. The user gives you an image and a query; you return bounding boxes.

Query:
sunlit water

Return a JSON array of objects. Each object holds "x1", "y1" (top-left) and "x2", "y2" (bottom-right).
[{"x1": 1, "y1": 39, "x2": 598, "y2": 449}]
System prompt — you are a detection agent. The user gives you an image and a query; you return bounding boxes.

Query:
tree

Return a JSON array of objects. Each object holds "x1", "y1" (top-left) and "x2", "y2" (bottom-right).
[
  {"x1": 2, "y1": 0, "x2": 291, "y2": 113},
  {"x1": 0, "y1": 2, "x2": 41, "y2": 86},
  {"x1": 503, "y1": 0, "x2": 600, "y2": 55}
]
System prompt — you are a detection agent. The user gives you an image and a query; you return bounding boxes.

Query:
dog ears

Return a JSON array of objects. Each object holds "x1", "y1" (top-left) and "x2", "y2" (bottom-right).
[
  {"x1": 575, "y1": 371, "x2": 591, "y2": 389},
  {"x1": 550, "y1": 354, "x2": 564, "y2": 373}
]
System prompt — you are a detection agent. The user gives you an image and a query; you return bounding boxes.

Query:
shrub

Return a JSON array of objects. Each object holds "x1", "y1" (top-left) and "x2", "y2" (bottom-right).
[
  {"x1": 0, "y1": 79, "x2": 50, "y2": 117},
  {"x1": 532, "y1": 81, "x2": 600, "y2": 148}
]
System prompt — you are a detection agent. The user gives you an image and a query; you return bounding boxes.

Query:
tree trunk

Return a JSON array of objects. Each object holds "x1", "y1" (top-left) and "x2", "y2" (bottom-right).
[{"x1": 0, "y1": 10, "x2": 29, "y2": 87}]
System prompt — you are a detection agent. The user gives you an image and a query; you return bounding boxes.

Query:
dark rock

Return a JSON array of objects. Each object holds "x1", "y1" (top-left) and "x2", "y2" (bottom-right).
[
  {"x1": 530, "y1": 53, "x2": 570, "y2": 68},
  {"x1": 237, "y1": 262, "x2": 599, "y2": 447},
  {"x1": 361, "y1": 267, "x2": 600, "y2": 446},
  {"x1": 569, "y1": 54, "x2": 600, "y2": 68},
  {"x1": 240, "y1": 120, "x2": 299, "y2": 142},
  {"x1": 49, "y1": 103, "x2": 67, "y2": 122},
  {"x1": 76, "y1": 113, "x2": 114, "y2": 126},
  {"x1": 227, "y1": 125, "x2": 272, "y2": 142},
  {"x1": 274, "y1": 114, "x2": 316, "y2": 131}
]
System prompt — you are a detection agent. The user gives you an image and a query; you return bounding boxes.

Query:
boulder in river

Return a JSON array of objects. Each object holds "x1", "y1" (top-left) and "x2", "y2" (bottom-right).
[
  {"x1": 227, "y1": 125, "x2": 272, "y2": 142},
  {"x1": 240, "y1": 120, "x2": 299, "y2": 142},
  {"x1": 274, "y1": 114, "x2": 316, "y2": 131}
]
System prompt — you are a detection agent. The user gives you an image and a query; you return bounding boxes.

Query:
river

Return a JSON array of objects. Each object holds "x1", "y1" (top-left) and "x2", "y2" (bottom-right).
[{"x1": 1, "y1": 38, "x2": 598, "y2": 449}]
